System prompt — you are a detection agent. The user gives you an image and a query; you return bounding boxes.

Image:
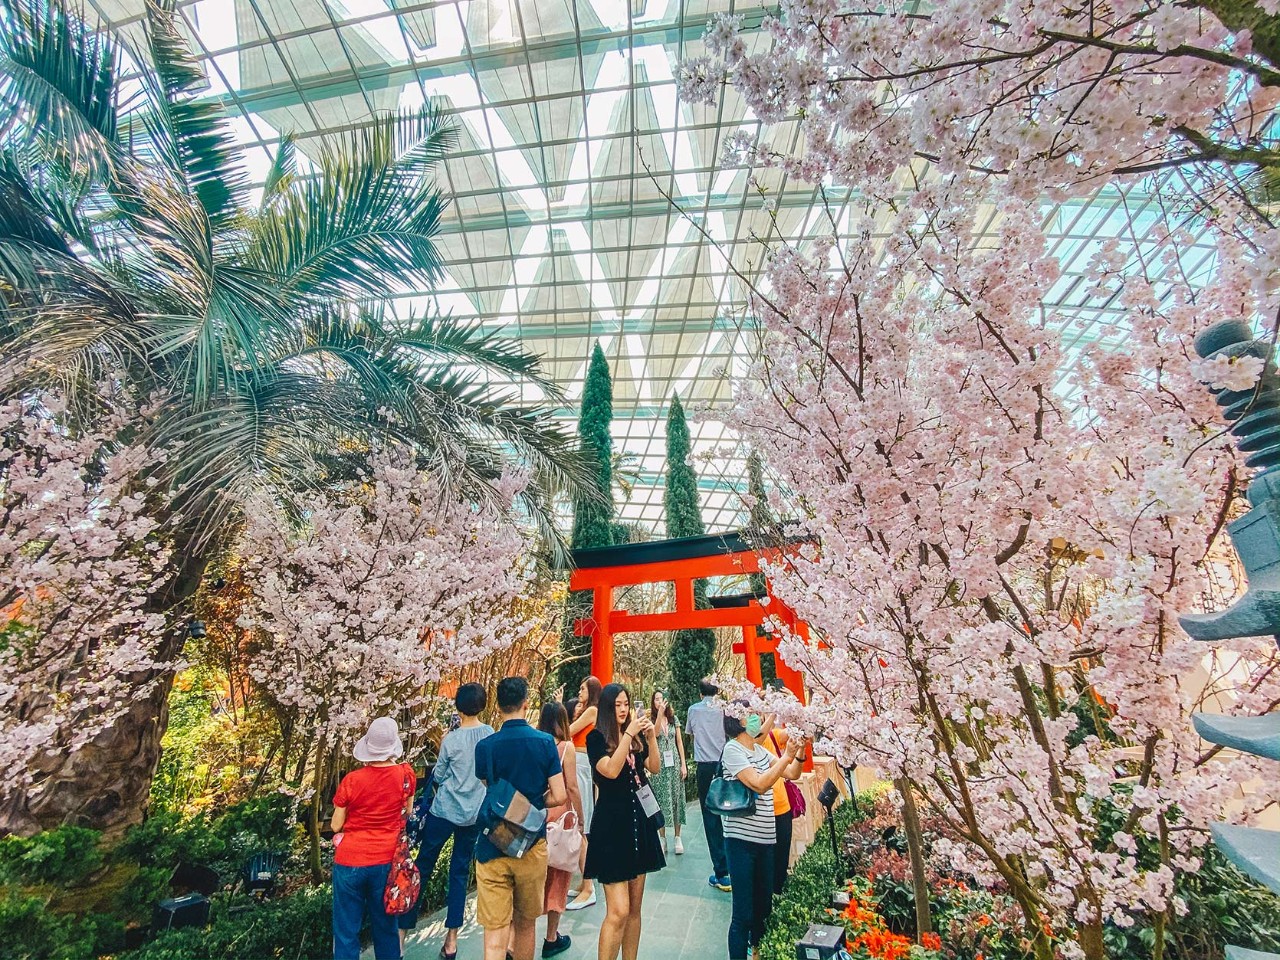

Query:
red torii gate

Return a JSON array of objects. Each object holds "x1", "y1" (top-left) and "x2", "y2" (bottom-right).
[{"x1": 568, "y1": 531, "x2": 810, "y2": 704}]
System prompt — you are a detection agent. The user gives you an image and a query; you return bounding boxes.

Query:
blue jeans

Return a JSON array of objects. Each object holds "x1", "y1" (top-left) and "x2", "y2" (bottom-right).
[
  {"x1": 726, "y1": 836, "x2": 775, "y2": 959},
  {"x1": 332, "y1": 862, "x2": 400, "y2": 960},
  {"x1": 398, "y1": 812, "x2": 481, "y2": 930}
]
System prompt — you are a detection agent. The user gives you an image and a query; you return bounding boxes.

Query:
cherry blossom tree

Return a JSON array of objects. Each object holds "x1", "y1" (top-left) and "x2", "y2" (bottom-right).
[
  {"x1": 680, "y1": 3, "x2": 1280, "y2": 958},
  {"x1": 0, "y1": 396, "x2": 174, "y2": 827},
  {"x1": 681, "y1": 0, "x2": 1279, "y2": 222},
  {"x1": 235, "y1": 453, "x2": 535, "y2": 875}
]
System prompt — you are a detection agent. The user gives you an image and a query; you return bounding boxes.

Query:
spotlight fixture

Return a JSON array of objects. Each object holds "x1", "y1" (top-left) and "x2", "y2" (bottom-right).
[
  {"x1": 817, "y1": 777, "x2": 841, "y2": 866},
  {"x1": 187, "y1": 619, "x2": 206, "y2": 639}
]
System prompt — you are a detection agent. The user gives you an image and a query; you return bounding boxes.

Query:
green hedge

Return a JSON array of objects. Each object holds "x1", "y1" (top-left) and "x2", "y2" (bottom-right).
[
  {"x1": 128, "y1": 836, "x2": 458, "y2": 960},
  {"x1": 125, "y1": 885, "x2": 332, "y2": 960},
  {"x1": 757, "y1": 796, "x2": 869, "y2": 960}
]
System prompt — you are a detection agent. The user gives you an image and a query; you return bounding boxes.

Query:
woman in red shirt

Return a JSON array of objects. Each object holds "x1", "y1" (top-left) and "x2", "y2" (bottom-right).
[{"x1": 331, "y1": 717, "x2": 416, "y2": 960}]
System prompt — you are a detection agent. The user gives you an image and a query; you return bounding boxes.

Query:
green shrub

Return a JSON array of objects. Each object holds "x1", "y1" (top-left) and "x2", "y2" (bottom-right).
[
  {"x1": 125, "y1": 885, "x2": 331, "y2": 960},
  {"x1": 0, "y1": 890, "x2": 123, "y2": 960},
  {"x1": 119, "y1": 793, "x2": 299, "y2": 885},
  {"x1": 757, "y1": 798, "x2": 868, "y2": 960},
  {"x1": 0, "y1": 824, "x2": 103, "y2": 886}
]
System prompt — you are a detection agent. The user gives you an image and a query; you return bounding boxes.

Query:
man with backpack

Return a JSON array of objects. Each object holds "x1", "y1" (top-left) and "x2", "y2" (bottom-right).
[{"x1": 474, "y1": 677, "x2": 568, "y2": 960}]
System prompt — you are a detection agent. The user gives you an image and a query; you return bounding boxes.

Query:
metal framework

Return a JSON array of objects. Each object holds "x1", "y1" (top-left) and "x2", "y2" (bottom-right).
[{"x1": 90, "y1": 0, "x2": 1223, "y2": 534}]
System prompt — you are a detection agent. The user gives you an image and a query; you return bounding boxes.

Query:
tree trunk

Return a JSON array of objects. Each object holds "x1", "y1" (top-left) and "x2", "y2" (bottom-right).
[
  {"x1": 0, "y1": 543, "x2": 208, "y2": 837},
  {"x1": 896, "y1": 778, "x2": 933, "y2": 938},
  {"x1": 0, "y1": 670, "x2": 172, "y2": 837},
  {"x1": 1079, "y1": 920, "x2": 1106, "y2": 960}
]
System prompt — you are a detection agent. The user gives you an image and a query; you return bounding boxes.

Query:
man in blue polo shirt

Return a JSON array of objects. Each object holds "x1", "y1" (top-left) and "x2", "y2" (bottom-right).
[{"x1": 474, "y1": 677, "x2": 567, "y2": 960}]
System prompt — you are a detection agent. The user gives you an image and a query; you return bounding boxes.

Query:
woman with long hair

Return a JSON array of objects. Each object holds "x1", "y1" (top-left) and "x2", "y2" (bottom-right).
[
  {"x1": 647, "y1": 690, "x2": 687, "y2": 855},
  {"x1": 583, "y1": 683, "x2": 665, "y2": 960},
  {"x1": 566, "y1": 675, "x2": 603, "y2": 911},
  {"x1": 536, "y1": 701, "x2": 580, "y2": 958}
]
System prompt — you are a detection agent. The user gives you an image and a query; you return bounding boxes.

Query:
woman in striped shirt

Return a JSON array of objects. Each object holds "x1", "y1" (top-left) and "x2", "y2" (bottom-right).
[{"x1": 718, "y1": 709, "x2": 805, "y2": 960}]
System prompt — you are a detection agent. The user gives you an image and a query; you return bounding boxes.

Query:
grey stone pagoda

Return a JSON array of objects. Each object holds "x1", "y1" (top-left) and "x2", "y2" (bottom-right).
[{"x1": 1179, "y1": 320, "x2": 1280, "y2": 960}]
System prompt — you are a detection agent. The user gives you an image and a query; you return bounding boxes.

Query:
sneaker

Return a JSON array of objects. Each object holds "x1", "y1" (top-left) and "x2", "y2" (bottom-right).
[
  {"x1": 714, "y1": 876, "x2": 732, "y2": 892},
  {"x1": 543, "y1": 934, "x2": 572, "y2": 958},
  {"x1": 674, "y1": 837, "x2": 685, "y2": 855}
]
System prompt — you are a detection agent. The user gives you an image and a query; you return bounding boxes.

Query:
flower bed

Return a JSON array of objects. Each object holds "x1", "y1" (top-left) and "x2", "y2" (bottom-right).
[{"x1": 762, "y1": 788, "x2": 1280, "y2": 960}]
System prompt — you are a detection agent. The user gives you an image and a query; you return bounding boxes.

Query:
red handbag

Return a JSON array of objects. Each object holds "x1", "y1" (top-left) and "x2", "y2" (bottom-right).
[
  {"x1": 770, "y1": 733, "x2": 807, "y2": 820},
  {"x1": 383, "y1": 766, "x2": 422, "y2": 915}
]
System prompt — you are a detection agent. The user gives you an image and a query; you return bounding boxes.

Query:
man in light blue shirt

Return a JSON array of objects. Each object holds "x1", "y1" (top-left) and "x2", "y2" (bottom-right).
[
  {"x1": 399, "y1": 683, "x2": 494, "y2": 956},
  {"x1": 685, "y1": 678, "x2": 730, "y2": 890}
]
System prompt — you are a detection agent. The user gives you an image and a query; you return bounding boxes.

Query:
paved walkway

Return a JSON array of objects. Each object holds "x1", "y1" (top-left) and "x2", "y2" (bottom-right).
[{"x1": 399, "y1": 801, "x2": 731, "y2": 960}]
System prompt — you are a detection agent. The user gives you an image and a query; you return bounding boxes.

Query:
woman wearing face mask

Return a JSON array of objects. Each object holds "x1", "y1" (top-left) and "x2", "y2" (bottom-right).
[
  {"x1": 718, "y1": 707, "x2": 805, "y2": 960},
  {"x1": 583, "y1": 683, "x2": 666, "y2": 960}
]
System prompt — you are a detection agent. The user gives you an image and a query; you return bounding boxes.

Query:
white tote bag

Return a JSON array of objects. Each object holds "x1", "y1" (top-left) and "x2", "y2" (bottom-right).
[{"x1": 546, "y1": 809, "x2": 582, "y2": 872}]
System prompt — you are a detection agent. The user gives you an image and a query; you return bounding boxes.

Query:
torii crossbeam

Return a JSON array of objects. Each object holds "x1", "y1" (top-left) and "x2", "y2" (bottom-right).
[{"x1": 569, "y1": 531, "x2": 809, "y2": 703}]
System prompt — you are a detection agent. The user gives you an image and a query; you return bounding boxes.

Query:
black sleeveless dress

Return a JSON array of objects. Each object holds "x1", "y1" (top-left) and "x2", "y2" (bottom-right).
[{"x1": 582, "y1": 730, "x2": 667, "y2": 884}]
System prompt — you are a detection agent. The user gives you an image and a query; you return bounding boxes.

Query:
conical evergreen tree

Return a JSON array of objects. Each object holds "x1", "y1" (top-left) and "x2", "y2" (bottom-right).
[
  {"x1": 746, "y1": 452, "x2": 778, "y2": 684},
  {"x1": 557, "y1": 343, "x2": 616, "y2": 694},
  {"x1": 665, "y1": 394, "x2": 717, "y2": 717}
]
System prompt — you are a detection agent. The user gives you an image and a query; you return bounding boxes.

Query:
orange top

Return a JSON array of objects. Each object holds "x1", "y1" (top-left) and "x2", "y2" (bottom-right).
[
  {"x1": 572, "y1": 722, "x2": 593, "y2": 748},
  {"x1": 762, "y1": 731, "x2": 791, "y2": 817}
]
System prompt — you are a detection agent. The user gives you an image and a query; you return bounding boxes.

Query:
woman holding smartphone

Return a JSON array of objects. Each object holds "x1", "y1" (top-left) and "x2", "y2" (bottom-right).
[{"x1": 583, "y1": 683, "x2": 666, "y2": 960}]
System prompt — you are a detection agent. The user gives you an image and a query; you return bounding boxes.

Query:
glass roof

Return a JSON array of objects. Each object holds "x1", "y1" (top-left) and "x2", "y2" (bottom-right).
[{"x1": 89, "y1": 0, "x2": 1219, "y2": 535}]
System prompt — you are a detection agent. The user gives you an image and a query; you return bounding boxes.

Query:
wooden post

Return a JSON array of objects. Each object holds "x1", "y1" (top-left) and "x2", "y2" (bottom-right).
[
  {"x1": 589, "y1": 584, "x2": 614, "y2": 684},
  {"x1": 742, "y1": 626, "x2": 763, "y2": 686}
]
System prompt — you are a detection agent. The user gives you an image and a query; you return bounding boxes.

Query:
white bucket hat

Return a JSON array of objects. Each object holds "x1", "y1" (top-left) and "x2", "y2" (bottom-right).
[{"x1": 352, "y1": 717, "x2": 404, "y2": 763}]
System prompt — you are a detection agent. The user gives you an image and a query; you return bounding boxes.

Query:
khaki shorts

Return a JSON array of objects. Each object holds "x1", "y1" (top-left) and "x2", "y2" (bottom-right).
[{"x1": 475, "y1": 839, "x2": 549, "y2": 929}]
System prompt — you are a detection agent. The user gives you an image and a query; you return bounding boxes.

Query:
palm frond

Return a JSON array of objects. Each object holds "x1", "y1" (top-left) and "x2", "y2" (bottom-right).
[
  {"x1": 249, "y1": 108, "x2": 452, "y2": 302},
  {"x1": 132, "y1": 0, "x2": 248, "y2": 228},
  {"x1": 0, "y1": 149, "x2": 73, "y2": 258},
  {"x1": 0, "y1": 0, "x2": 119, "y2": 177},
  {"x1": 392, "y1": 311, "x2": 561, "y2": 397},
  {"x1": 261, "y1": 134, "x2": 295, "y2": 206},
  {"x1": 391, "y1": 102, "x2": 458, "y2": 178}
]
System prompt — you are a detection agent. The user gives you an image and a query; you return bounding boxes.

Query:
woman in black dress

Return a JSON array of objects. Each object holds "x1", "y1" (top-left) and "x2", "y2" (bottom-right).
[{"x1": 583, "y1": 683, "x2": 666, "y2": 960}]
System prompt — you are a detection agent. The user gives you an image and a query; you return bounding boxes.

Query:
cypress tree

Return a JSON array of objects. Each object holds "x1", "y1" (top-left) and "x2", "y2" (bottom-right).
[
  {"x1": 664, "y1": 394, "x2": 717, "y2": 717},
  {"x1": 746, "y1": 452, "x2": 778, "y2": 684},
  {"x1": 557, "y1": 343, "x2": 616, "y2": 695}
]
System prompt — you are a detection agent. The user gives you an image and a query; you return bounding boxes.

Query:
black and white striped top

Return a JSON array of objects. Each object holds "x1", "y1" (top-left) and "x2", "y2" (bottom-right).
[{"x1": 719, "y1": 739, "x2": 776, "y2": 845}]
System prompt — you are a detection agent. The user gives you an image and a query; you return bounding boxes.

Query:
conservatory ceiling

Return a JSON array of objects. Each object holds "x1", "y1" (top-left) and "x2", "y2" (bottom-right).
[{"x1": 91, "y1": 0, "x2": 1218, "y2": 533}]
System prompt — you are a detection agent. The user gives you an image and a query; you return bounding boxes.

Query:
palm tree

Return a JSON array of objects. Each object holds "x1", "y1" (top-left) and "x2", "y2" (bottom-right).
[{"x1": 0, "y1": 0, "x2": 581, "y2": 833}]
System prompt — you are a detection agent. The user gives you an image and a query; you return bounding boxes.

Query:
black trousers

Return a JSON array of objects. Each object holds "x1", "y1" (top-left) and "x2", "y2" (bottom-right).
[
  {"x1": 695, "y1": 760, "x2": 729, "y2": 879},
  {"x1": 773, "y1": 812, "x2": 793, "y2": 894},
  {"x1": 725, "y1": 836, "x2": 775, "y2": 959}
]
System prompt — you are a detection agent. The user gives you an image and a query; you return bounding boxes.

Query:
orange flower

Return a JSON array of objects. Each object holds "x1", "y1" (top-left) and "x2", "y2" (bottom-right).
[
  {"x1": 920, "y1": 932, "x2": 942, "y2": 951},
  {"x1": 976, "y1": 914, "x2": 992, "y2": 928}
]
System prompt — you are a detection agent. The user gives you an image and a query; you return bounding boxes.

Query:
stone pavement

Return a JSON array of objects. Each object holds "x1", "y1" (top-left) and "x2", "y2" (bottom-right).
[{"x1": 398, "y1": 801, "x2": 731, "y2": 960}]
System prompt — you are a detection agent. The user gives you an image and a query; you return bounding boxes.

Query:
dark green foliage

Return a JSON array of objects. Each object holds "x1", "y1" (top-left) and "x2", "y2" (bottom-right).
[
  {"x1": 571, "y1": 343, "x2": 615, "y2": 551},
  {"x1": 757, "y1": 799, "x2": 867, "y2": 960},
  {"x1": 124, "y1": 884, "x2": 331, "y2": 960},
  {"x1": 0, "y1": 891, "x2": 124, "y2": 960},
  {"x1": 746, "y1": 452, "x2": 777, "y2": 685},
  {"x1": 0, "y1": 824, "x2": 102, "y2": 885},
  {"x1": 558, "y1": 343, "x2": 616, "y2": 695},
  {"x1": 120, "y1": 793, "x2": 297, "y2": 882},
  {"x1": 664, "y1": 394, "x2": 716, "y2": 716},
  {"x1": 1102, "y1": 843, "x2": 1280, "y2": 960}
]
